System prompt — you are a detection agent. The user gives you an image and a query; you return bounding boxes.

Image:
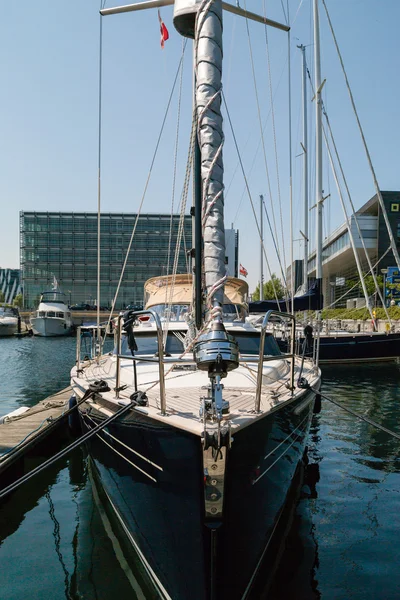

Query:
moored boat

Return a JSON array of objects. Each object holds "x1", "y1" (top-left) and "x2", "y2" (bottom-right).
[
  {"x1": 70, "y1": 0, "x2": 322, "y2": 597},
  {"x1": 31, "y1": 290, "x2": 74, "y2": 337},
  {"x1": 71, "y1": 278, "x2": 320, "y2": 598},
  {"x1": 0, "y1": 305, "x2": 19, "y2": 337}
]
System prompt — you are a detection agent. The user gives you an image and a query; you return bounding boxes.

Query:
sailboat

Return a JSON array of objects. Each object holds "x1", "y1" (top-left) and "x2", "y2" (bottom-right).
[
  {"x1": 249, "y1": 1, "x2": 400, "y2": 364},
  {"x1": 70, "y1": 1, "x2": 321, "y2": 598}
]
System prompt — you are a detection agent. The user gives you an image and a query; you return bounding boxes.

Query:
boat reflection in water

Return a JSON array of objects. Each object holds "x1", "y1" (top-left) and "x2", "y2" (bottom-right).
[
  {"x1": 0, "y1": 448, "x2": 149, "y2": 600},
  {"x1": 270, "y1": 363, "x2": 400, "y2": 600}
]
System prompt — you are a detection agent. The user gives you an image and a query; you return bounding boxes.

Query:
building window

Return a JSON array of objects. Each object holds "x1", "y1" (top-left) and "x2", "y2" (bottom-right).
[
  {"x1": 391, "y1": 203, "x2": 399, "y2": 212},
  {"x1": 397, "y1": 222, "x2": 400, "y2": 242}
]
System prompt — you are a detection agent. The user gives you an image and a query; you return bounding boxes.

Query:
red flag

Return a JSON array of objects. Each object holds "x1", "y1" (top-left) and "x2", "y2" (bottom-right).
[
  {"x1": 240, "y1": 264, "x2": 248, "y2": 277},
  {"x1": 158, "y1": 10, "x2": 169, "y2": 49}
]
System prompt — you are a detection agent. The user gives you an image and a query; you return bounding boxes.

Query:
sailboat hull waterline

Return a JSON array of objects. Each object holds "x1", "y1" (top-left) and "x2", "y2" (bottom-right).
[{"x1": 73, "y1": 374, "x2": 318, "y2": 599}]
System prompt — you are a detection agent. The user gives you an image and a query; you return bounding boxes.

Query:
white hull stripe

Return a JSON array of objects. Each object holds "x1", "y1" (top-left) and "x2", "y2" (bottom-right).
[
  {"x1": 253, "y1": 417, "x2": 310, "y2": 485},
  {"x1": 100, "y1": 484, "x2": 173, "y2": 600},
  {"x1": 85, "y1": 412, "x2": 163, "y2": 471}
]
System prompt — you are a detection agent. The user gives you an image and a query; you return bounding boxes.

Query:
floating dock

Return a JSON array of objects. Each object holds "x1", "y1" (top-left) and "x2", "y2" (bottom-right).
[{"x1": 0, "y1": 386, "x2": 73, "y2": 477}]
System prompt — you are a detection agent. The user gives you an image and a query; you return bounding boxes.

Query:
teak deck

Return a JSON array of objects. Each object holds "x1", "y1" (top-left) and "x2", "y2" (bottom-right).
[{"x1": 0, "y1": 386, "x2": 72, "y2": 453}]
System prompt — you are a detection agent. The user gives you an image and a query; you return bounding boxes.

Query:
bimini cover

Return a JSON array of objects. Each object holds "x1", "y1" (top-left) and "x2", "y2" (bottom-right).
[
  {"x1": 144, "y1": 274, "x2": 249, "y2": 309},
  {"x1": 249, "y1": 280, "x2": 323, "y2": 313}
]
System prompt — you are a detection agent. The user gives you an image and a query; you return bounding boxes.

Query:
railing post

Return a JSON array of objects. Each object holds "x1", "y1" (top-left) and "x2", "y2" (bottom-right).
[
  {"x1": 115, "y1": 315, "x2": 122, "y2": 399},
  {"x1": 76, "y1": 326, "x2": 81, "y2": 377},
  {"x1": 255, "y1": 309, "x2": 297, "y2": 412},
  {"x1": 290, "y1": 314, "x2": 296, "y2": 394},
  {"x1": 255, "y1": 325, "x2": 267, "y2": 413},
  {"x1": 114, "y1": 309, "x2": 167, "y2": 414},
  {"x1": 153, "y1": 312, "x2": 166, "y2": 415}
]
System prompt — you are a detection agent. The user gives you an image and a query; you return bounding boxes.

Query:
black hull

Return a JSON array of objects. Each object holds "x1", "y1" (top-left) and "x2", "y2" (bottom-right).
[
  {"x1": 280, "y1": 332, "x2": 400, "y2": 363},
  {"x1": 79, "y1": 388, "x2": 316, "y2": 599}
]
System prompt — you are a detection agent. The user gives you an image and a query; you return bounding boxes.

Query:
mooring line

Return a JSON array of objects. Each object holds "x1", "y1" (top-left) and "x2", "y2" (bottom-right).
[
  {"x1": 308, "y1": 386, "x2": 400, "y2": 442},
  {"x1": 0, "y1": 397, "x2": 134, "y2": 500}
]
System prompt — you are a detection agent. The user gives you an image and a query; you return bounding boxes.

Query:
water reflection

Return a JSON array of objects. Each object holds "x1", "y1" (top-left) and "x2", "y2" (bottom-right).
[
  {"x1": 271, "y1": 364, "x2": 400, "y2": 599},
  {"x1": 1, "y1": 340, "x2": 400, "y2": 599},
  {"x1": 0, "y1": 449, "x2": 140, "y2": 600}
]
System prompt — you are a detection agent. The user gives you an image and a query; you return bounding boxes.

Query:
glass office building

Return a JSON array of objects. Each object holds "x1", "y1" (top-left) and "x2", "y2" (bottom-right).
[
  {"x1": 20, "y1": 212, "x2": 239, "y2": 310},
  {"x1": 20, "y1": 212, "x2": 192, "y2": 309},
  {"x1": 0, "y1": 268, "x2": 22, "y2": 304}
]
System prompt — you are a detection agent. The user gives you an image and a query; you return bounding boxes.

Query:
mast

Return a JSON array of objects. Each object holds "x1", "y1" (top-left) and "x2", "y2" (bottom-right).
[
  {"x1": 100, "y1": 0, "x2": 289, "y2": 328},
  {"x1": 313, "y1": 0, "x2": 323, "y2": 286},
  {"x1": 299, "y1": 44, "x2": 308, "y2": 292},
  {"x1": 260, "y1": 195, "x2": 264, "y2": 301},
  {"x1": 193, "y1": 48, "x2": 203, "y2": 330}
]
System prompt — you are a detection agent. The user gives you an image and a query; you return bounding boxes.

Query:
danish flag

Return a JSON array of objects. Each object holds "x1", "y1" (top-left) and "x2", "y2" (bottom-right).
[
  {"x1": 158, "y1": 10, "x2": 169, "y2": 49},
  {"x1": 240, "y1": 264, "x2": 248, "y2": 277}
]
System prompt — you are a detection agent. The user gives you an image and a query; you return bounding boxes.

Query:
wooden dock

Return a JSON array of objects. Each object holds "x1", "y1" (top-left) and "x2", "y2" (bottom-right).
[{"x1": 0, "y1": 386, "x2": 73, "y2": 457}]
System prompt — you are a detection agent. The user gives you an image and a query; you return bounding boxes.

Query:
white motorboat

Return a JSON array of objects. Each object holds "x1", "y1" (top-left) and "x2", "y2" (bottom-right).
[
  {"x1": 31, "y1": 290, "x2": 74, "y2": 337},
  {"x1": 0, "y1": 305, "x2": 19, "y2": 337}
]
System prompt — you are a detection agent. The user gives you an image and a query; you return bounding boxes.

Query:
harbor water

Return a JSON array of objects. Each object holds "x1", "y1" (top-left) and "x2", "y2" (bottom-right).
[{"x1": 0, "y1": 336, "x2": 399, "y2": 599}]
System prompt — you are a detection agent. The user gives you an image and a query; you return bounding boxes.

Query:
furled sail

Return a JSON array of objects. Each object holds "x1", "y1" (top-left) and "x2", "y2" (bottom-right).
[
  {"x1": 195, "y1": 0, "x2": 226, "y2": 317},
  {"x1": 174, "y1": 0, "x2": 226, "y2": 321}
]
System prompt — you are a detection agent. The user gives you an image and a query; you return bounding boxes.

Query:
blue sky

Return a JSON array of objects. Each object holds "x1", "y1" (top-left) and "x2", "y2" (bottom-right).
[{"x1": 1, "y1": 0, "x2": 399, "y2": 293}]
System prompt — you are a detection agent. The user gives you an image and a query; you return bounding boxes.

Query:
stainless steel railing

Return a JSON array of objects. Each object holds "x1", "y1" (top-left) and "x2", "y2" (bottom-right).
[
  {"x1": 114, "y1": 310, "x2": 167, "y2": 415},
  {"x1": 255, "y1": 310, "x2": 296, "y2": 413},
  {"x1": 76, "y1": 309, "x2": 298, "y2": 418},
  {"x1": 76, "y1": 324, "x2": 107, "y2": 372}
]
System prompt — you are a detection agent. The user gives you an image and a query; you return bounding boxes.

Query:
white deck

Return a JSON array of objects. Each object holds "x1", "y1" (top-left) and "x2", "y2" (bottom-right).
[{"x1": 71, "y1": 354, "x2": 320, "y2": 437}]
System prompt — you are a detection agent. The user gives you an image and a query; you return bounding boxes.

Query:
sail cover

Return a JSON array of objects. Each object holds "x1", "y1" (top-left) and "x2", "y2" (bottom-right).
[
  {"x1": 195, "y1": 0, "x2": 226, "y2": 311},
  {"x1": 249, "y1": 280, "x2": 323, "y2": 313}
]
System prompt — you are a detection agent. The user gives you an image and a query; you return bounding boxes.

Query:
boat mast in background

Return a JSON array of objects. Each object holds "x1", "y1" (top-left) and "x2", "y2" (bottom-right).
[
  {"x1": 313, "y1": 0, "x2": 323, "y2": 292},
  {"x1": 299, "y1": 44, "x2": 309, "y2": 296},
  {"x1": 260, "y1": 194, "x2": 264, "y2": 301}
]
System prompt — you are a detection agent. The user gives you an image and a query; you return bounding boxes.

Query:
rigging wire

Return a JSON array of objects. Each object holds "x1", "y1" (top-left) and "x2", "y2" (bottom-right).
[
  {"x1": 164, "y1": 116, "x2": 196, "y2": 342},
  {"x1": 280, "y1": 0, "x2": 288, "y2": 25},
  {"x1": 165, "y1": 38, "x2": 186, "y2": 301},
  {"x1": 242, "y1": 0, "x2": 280, "y2": 262},
  {"x1": 323, "y1": 126, "x2": 375, "y2": 322},
  {"x1": 222, "y1": 92, "x2": 281, "y2": 304},
  {"x1": 230, "y1": 56, "x2": 289, "y2": 224},
  {"x1": 321, "y1": 105, "x2": 390, "y2": 321},
  {"x1": 321, "y1": 0, "x2": 400, "y2": 272},
  {"x1": 326, "y1": 246, "x2": 391, "y2": 310},
  {"x1": 103, "y1": 40, "x2": 188, "y2": 338},
  {"x1": 96, "y1": 8, "x2": 104, "y2": 352},
  {"x1": 291, "y1": 0, "x2": 304, "y2": 27},
  {"x1": 262, "y1": 0, "x2": 288, "y2": 291},
  {"x1": 286, "y1": 8, "x2": 293, "y2": 306},
  {"x1": 304, "y1": 57, "x2": 390, "y2": 321},
  {"x1": 263, "y1": 199, "x2": 288, "y2": 288}
]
